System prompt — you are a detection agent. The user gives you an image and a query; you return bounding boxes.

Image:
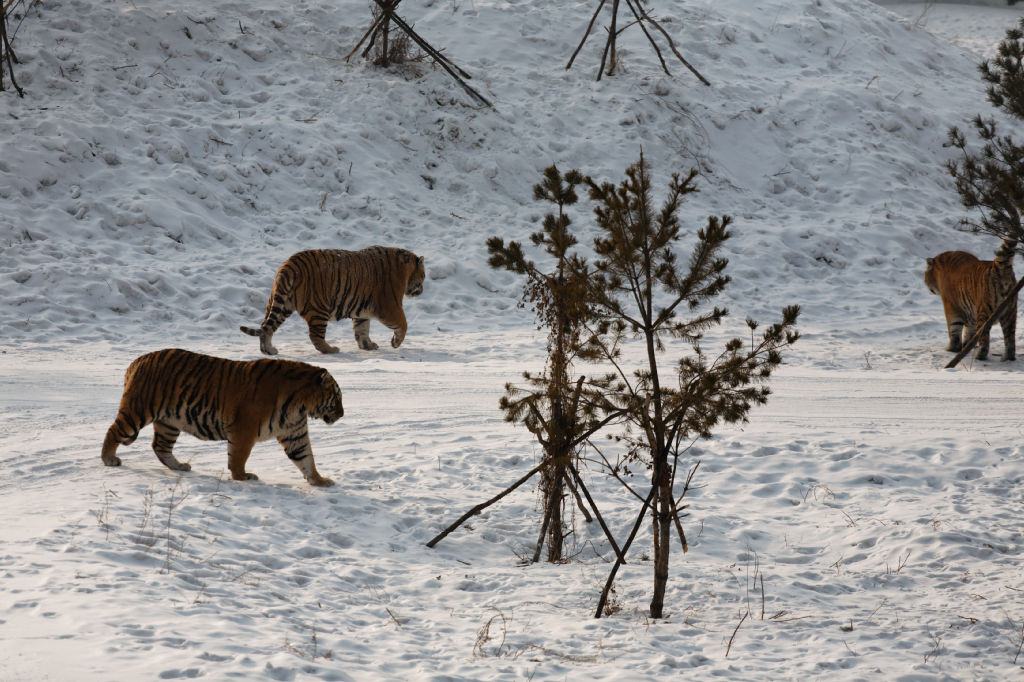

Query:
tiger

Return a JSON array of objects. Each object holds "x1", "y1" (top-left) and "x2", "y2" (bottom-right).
[
  {"x1": 101, "y1": 348, "x2": 343, "y2": 486},
  {"x1": 924, "y1": 237, "x2": 1018, "y2": 361},
  {"x1": 240, "y1": 246, "x2": 426, "y2": 355}
]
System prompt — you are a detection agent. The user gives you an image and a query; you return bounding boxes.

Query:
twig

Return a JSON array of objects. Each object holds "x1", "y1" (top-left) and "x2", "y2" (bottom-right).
[{"x1": 725, "y1": 611, "x2": 748, "y2": 657}]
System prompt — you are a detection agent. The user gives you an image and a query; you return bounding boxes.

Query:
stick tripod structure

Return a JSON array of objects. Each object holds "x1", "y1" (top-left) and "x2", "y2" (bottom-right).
[
  {"x1": 345, "y1": 0, "x2": 492, "y2": 108},
  {"x1": 1, "y1": 0, "x2": 24, "y2": 97},
  {"x1": 567, "y1": 0, "x2": 710, "y2": 85}
]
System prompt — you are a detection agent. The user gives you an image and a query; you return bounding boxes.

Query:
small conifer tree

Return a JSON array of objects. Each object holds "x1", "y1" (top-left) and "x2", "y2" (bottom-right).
[
  {"x1": 946, "y1": 17, "x2": 1024, "y2": 239},
  {"x1": 487, "y1": 166, "x2": 616, "y2": 563},
  {"x1": 580, "y1": 154, "x2": 800, "y2": 619}
]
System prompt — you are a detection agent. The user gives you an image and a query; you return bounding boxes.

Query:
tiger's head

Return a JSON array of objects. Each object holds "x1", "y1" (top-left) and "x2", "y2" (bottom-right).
[
  {"x1": 312, "y1": 369, "x2": 344, "y2": 424},
  {"x1": 406, "y1": 254, "x2": 426, "y2": 298},
  {"x1": 923, "y1": 257, "x2": 940, "y2": 295}
]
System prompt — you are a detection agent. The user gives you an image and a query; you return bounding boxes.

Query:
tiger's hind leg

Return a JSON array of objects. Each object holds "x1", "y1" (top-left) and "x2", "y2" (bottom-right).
[
  {"x1": 101, "y1": 409, "x2": 145, "y2": 467},
  {"x1": 970, "y1": 315, "x2": 990, "y2": 361},
  {"x1": 352, "y1": 317, "x2": 379, "y2": 351},
  {"x1": 1000, "y1": 298, "x2": 1017, "y2": 361},
  {"x1": 942, "y1": 300, "x2": 965, "y2": 352},
  {"x1": 256, "y1": 327, "x2": 281, "y2": 356},
  {"x1": 151, "y1": 420, "x2": 190, "y2": 472},
  {"x1": 303, "y1": 313, "x2": 340, "y2": 354},
  {"x1": 240, "y1": 298, "x2": 294, "y2": 356},
  {"x1": 278, "y1": 426, "x2": 334, "y2": 487}
]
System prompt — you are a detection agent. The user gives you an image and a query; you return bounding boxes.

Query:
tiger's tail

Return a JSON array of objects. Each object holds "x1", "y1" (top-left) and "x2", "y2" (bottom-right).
[
  {"x1": 994, "y1": 237, "x2": 1018, "y2": 268},
  {"x1": 241, "y1": 266, "x2": 299, "y2": 355}
]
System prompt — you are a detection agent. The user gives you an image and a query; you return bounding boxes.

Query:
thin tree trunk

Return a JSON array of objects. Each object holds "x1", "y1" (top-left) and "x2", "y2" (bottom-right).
[
  {"x1": 945, "y1": 275, "x2": 1024, "y2": 368},
  {"x1": 537, "y1": 463, "x2": 565, "y2": 563},
  {"x1": 649, "y1": 453, "x2": 672, "y2": 619}
]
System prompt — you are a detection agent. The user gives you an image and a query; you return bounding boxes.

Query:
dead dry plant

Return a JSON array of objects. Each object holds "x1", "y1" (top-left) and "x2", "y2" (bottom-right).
[{"x1": 284, "y1": 626, "x2": 333, "y2": 661}]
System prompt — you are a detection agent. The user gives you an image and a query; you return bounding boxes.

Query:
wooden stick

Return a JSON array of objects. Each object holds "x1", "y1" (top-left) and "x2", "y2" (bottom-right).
[
  {"x1": 566, "y1": 0, "x2": 608, "y2": 71},
  {"x1": 594, "y1": 485, "x2": 656, "y2": 618},
  {"x1": 425, "y1": 461, "x2": 545, "y2": 548},
  {"x1": 597, "y1": 0, "x2": 620, "y2": 81},
  {"x1": 568, "y1": 462, "x2": 627, "y2": 564},
  {"x1": 945, "y1": 275, "x2": 1024, "y2": 368},
  {"x1": 624, "y1": 0, "x2": 671, "y2": 76},
  {"x1": 564, "y1": 469, "x2": 593, "y2": 522},
  {"x1": 344, "y1": 11, "x2": 388, "y2": 62},
  {"x1": 634, "y1": 4, "x2": 711, "y2": 85}
]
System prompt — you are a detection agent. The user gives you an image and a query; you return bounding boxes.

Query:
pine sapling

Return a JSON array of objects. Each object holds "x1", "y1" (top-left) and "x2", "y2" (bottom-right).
[{"x1": 581, "y1": 153, "x2": 800, "y2": 619}]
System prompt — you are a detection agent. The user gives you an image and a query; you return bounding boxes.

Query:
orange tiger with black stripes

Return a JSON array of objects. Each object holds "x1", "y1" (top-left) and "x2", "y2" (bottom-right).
[
  {"x1": 101, "y1": 349, "x2": 343, "y2": 486},
  {"x1": 924, "y1": 237, "x2": 1017, "y2": 361},
  {"x1": 241, "y1": 246, "x2": 425, "y2": 355}
]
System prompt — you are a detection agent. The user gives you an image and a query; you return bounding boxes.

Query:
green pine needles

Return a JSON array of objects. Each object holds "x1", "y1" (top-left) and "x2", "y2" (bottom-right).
[{"x1": 947, "y1": 18, "x2": 1024, "y2": 238}]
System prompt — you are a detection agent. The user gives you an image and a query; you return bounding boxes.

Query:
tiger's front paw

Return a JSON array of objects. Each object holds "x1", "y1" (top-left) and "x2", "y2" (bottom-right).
[
  {"x1": 314, "y1": 342, "x2": 341, "y2": 354},
  {"x1": 309, "y1": 476, "x2": 335, "y2": 487},
  {"x1": 231, "y1": 472, "x2": 259, "y2": 481},
  {"x1": 103, "y1": 455, "x2": 122, "y2": 467},
  {"x1": 391, "y1": 333, "x2": 404, "y2": 348},
  {"x1": 359, "y1": 339, "x2": 379, "y2": 351}
]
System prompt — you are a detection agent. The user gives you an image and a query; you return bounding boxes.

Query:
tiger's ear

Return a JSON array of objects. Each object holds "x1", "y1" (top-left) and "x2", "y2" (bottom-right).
[
  {"x1": 318, "y1": 369, "x2": 334, "y2": 386},
  {"x1": 417, "y1": 255, "x2": 425, "y2": 269},
  {"x1": 926, "y1": 257, "x2": 935, "y2": 266}
]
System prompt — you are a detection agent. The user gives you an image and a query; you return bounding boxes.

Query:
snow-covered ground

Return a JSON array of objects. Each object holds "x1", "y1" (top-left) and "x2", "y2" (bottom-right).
[{"x1": 2, "y1": 1, "x2": 1024, "y2": 679}]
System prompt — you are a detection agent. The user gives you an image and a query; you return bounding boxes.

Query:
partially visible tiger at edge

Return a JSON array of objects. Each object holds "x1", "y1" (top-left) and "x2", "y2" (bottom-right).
[
  {"x1": 240, "y1": 246, "x2": 426, "y2": 355},
  {"x1": 101, "y1": 349, "x2": 344, "y2": 486},
  {"x1": 924, "y1": 237, "x2": 1018, "y2": 361}
]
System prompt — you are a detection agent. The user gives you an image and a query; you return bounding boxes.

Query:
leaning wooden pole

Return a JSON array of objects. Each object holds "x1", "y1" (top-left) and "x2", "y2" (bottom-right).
[
  {"x1": 945, "y1": 276, "x2": 1024, "y2": 368},
  {"x1": 425, "y1": 461, "x2": 546, "y2": 548},
  {"x1": 594, "y1": 485, "x2": 656, "y2": 618},
  {"x1": 568, "y1": 462, "x2": 627, "y2": 564}
]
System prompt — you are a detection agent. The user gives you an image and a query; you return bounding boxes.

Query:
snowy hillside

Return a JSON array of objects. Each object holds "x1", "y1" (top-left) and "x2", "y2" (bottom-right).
[{"x1": 2, "y1": 1, "x2": 1024, "y2": 680}]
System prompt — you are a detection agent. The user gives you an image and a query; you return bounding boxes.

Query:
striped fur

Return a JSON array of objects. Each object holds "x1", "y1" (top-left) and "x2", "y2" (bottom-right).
[
  {"x1": 240, "y1": 246, "x2": 425, "y2": 355},
  {"x1": 101, "y1": 349, "x2": 343, "y2": 486},
  {"x1": 924, "y1": 238, "x2": 1018, "y2": 361}
]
